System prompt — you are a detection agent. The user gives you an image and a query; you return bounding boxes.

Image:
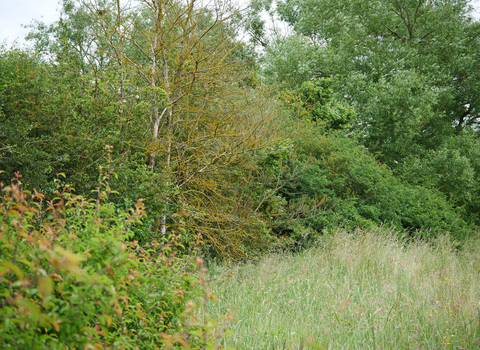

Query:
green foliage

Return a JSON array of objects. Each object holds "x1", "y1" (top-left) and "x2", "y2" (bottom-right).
[
  {"x1": 248, "y1": 139, "x2": 326, "y2": 250},
  {"x1": 0, "y1": 47, "x2": 58, "y2": 190},
  {"x1": 282, "y1": 77, "x2": 356, "y2": 130},
  {"x1": 255, "y1": 0, "x2": 480, "y2": 238},
  {"x1": 0, "y1": 172, "x2": 229, "y2": 349},
  {"x1": 0, "y1": 42, "x2": 172, "y2": 241},
  {"x1": 264, "y1": 0, "x2": 480, "y2": 161},
  {"x1": 400, "y1": 131, "x2": 480, "y2": 224},
  {"x1": 0, "y1": 45, "x2": 141, "y2": 196},
  {"x1": 350, "y1": 69, "x2": 446, "y2": 165},
  {"x1": 262, "y1": 35, "x2": 321, "y2": 85},
  {"x1": 281, "y1": 123, "x2": 471, "y2": 240}
]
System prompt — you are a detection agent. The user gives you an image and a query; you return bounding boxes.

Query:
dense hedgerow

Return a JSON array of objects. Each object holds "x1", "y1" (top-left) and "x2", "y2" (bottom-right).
[{"x1": 0, "y1": 169, "x2": 228, "y2": 349}]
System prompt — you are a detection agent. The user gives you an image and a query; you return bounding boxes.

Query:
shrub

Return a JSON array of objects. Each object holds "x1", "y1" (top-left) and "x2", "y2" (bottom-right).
[
  {"x1": 274, "y1": 127, "x2": 471, "y2": 243},
  {"x1": 0, "y1": 171, "x2": 228, "y2": 349}
]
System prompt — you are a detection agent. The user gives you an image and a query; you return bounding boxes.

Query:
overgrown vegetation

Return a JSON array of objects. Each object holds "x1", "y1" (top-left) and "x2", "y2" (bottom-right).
[
  {"x1": 1, "y1": 0, "x2": 480, "y2": 347},
  {"x1": 2, "y1": 0, "x2": 480, "y2": 255},
  {"x1": 0, "y1": 165, "x2": 230, "y2": 349},
  {"x1": 208, "y1": 230, "x2": 480, "y2": 349}
]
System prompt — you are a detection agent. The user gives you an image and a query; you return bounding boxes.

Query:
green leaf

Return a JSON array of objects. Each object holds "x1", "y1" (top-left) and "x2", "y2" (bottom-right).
[
  {"x1": 38, "y1": 276, "x2": 54, "y2": 298},
  {"x1": 15, "y1": 299, "x2": 41, "y2": 321},
  {"x1": 0, "y1": 260, "x2": 24, "y2": 279},
  {"x1": 307, "y1": 342, "x2": 327, "y2": 350}
]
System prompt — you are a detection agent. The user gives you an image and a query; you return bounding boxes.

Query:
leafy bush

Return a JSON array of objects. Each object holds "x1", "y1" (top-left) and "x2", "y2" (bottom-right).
[
  {"x1": 271, "y1": 125, "x2": 471, "y2": 243},
  {"x1": 0, "y1": 170, "x2": 228, "y2": 349},
  {"x1": 399, "y1": 131, "x2": 480, "y2": 225},
  {"x1": 280, "y1": 77, "x2": 356, "y2": 131}
]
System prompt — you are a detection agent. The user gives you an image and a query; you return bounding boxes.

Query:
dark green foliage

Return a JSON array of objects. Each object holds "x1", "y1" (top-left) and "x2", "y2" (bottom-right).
[
  {"x1": 266, "y1": 123, "x2": 471, "y2": 245},
  {"x1": 399, "y1": 130, "x2": 480, "y2": 225},
  {"x1": 0, "y1": 48, "x2": 58, "y2": 190},
  {"x1": 0, "y1": 46, "x2": 114, "y2": 193},
  {"x1": 0, "y1": 45, "x2": 168, "y2": 238},
  {"x1": 284, "y1": 78, "x2": 356, "y2": 130}
]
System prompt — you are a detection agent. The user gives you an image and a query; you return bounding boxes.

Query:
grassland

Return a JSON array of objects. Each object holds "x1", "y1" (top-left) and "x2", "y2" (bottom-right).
[{"x1": 206, "y1": 229, "x2": 480, "y2": 349}]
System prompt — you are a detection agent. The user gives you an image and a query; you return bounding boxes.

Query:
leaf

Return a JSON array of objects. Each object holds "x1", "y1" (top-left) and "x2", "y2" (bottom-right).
[
  {"x1": 306, "y1": 342, "x2": 327, "y2": 350},
  {"x1": 51, "y1": 247, "x2": 85, "y2": 278},
  {"x1": 50, "y1": 273, "x2": 64, "y2": 282},
  {"x1": 0, "y1": 260, "x2": 24, "y2": 279},
  {"x1": 105, "y1": 315, "x2": 112, "y2": 327},
  {"x1": 51, "y1": 320, "x2": 60, "y2": 332},
  {"x1": 16, "y1": 299, "x2": 41, "y2": 321},
  {"x1": 38, "y1": 276, "x2": 54, "y2": 298},
  {"x1": 114, "y1": 308, "x2": 122, "y2": 317},
  {"x1": 50, "y1": 313, "x2": 61, "y2": 332}
]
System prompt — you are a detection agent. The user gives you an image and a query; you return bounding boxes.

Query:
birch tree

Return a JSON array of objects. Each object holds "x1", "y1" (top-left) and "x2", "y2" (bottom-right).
[{"x1": 84, "y1": 0, "x2": 279, "y2": 236}]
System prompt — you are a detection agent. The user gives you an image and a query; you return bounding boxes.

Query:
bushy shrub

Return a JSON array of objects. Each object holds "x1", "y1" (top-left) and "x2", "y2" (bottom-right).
[
  {"x1": 270, "y1": 125, "x2": 471, "y2": 244},
  {"x1": 399, "y1": 131, "x2": 480, "y2": 225},
  {"x1": 0, "y1": 171, "x2": 228, "y2": 349}
]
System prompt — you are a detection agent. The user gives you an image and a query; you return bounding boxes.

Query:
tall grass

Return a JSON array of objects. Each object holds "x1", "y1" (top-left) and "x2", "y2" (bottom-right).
[{"x1": 206, "y1": 228, "x2": 480, "y2": 349}]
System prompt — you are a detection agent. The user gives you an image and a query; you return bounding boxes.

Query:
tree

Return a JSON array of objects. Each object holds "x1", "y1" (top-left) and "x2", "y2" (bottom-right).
[
  {"x1": 0, "y1": 44, "x2": 123, "y2": 194},
  {"x1": 25, "y1": 0, "x2": 284, "y2": 255},
  {"x1": 79, "y1": 0, "x2": 279, "y2": 237},
  {"x1": 262, "y1": 0, "x2": 480, "y2": 162},
  {"x1": 254, "y1": 0, "x2": 480, "y2": 227}
]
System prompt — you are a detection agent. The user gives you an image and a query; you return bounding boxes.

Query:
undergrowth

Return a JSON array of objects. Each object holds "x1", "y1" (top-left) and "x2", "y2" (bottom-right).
[{"x1": 0, "y1": 161, "x2": 229, "y2": 349}]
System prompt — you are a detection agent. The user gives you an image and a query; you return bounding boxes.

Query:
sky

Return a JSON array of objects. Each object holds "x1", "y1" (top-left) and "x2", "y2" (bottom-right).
[
  {"x1": 0, "y1": 0, "x2": 60, "y2": 46},
  {"x1": 1, "y1": 0, "x2": 480, "y2": 47}
]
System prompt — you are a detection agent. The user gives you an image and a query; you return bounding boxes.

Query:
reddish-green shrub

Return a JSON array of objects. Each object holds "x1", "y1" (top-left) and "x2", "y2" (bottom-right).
[{"x1": 0, "y1": 171, "x2": 228, "y2": 349}]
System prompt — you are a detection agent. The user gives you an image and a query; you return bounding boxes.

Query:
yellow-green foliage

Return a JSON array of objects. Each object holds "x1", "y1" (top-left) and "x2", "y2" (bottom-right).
[
  {"x1": 0, "y1": 172, "x2": 228, "y2": 349},
  {"x1": 208, "y1": 228, "x2": 480, "y2": 349}
]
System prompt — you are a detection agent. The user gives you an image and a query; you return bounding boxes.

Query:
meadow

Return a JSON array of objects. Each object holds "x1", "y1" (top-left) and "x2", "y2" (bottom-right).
[{"x1": 207, "y1": 229, "x2": 480, "y2": 349}]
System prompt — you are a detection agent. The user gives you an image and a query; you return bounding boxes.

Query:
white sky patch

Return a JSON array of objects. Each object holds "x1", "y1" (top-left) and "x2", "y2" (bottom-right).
[
  {"x1": 1, "y1": 0, "x2": 480, "y2": 47},
  {"x1": 0, "y1": 0, "x2": 60, "y2": 46}
]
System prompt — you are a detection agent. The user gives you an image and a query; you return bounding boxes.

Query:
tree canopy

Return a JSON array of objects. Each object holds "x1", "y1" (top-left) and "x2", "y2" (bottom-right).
[{"x1": 1, "y1": 0, "x2": 480, "y2": 256}]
